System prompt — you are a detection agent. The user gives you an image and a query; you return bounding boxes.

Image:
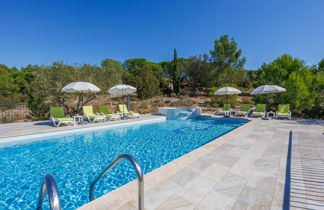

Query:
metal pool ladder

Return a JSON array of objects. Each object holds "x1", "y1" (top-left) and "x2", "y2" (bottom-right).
[
  {"x1": 37, "y1": 174, "x2": 61, "y2": 210},
  {"x1": 89, "y1": 154, "x2": 144, "y2": 210}
]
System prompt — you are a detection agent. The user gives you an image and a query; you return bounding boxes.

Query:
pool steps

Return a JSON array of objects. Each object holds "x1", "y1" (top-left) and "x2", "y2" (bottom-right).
[
  {"x1": 37, "y1": 154, "x2": 144, "y2": 210},
  {"x1": 160, "y1": 107, "x2": 202, "y2": 120}
]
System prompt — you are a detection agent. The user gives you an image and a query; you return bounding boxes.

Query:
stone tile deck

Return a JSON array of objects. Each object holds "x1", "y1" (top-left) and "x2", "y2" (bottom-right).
[
  {"x1": 0, "y1": 114, "x2": 157, "y2": 138},
  {"x1": 78, "y1": 118, "x2": 323, "y2": 210}
]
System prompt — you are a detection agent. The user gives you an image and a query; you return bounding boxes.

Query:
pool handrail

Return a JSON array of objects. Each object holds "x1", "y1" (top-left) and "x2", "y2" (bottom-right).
[
  {"x1": 89, "y1": 154, "x2": 144, "y2": 210},
  {"x1": 36, "y1": 174, "x2": 61, "y2": 210}
]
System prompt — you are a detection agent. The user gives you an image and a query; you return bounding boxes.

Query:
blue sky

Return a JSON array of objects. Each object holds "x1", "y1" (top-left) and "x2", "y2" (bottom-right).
[{"x1": 0, "y1": 0, "x2": 323, "y2": 69}]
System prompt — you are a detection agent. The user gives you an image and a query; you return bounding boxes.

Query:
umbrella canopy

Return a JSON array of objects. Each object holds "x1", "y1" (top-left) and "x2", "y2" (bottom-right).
[
  {"x1": 108, "y1": 84, "x2": 137, "y2": 95},
  {"x1": 61, "y1": 82, "x2": 100, "y2": 92},
  {"x1": 251, "y1": 85, "x2": 286, "y2": 95},
  {"x1": 214, "y1": 87, "x2": 242, "y2": 95}
]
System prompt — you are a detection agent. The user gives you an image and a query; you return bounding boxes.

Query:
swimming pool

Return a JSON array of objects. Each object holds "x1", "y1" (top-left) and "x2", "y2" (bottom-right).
[{"x1": 0, "y1": 117, "x2": 248, "y2": 209}]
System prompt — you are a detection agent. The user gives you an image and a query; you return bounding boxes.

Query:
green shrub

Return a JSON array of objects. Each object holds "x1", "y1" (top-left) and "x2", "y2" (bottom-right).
[
  {"x1": 211, "y1": 102, "x2": 219, "y2": 108},
  {"x1": 170, "y1": 92, "x2": 177, "y2": 97},
  {"x1": 28, "y1": 98, "x2": 49, "y2": 120}
]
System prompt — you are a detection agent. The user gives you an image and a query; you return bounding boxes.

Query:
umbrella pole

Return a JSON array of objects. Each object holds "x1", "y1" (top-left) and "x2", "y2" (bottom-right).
[
  {"x1": 80, "y1": 92, "x2": 84, "y2": 114},
  {"x1": 76, "y1": 93, "x2": 81, "y2": 115},
  {"x1": 122, "y1": 90, "x2": 125, "y2": 119},
  {"x1": 226, "y1": 94, "x2": 230, "y2": 117}
]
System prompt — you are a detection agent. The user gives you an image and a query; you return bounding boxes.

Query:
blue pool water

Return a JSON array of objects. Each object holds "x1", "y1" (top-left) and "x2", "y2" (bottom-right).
[{"x1": 0, "y1": 117, "x2": 248, "y2": 209}]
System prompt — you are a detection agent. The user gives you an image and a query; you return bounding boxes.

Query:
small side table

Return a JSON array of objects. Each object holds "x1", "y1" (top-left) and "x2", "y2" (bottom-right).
[
  {"x1": 266, "y1": 111, "x2": 276, "y2": 119},
  {"x1": 73, "y1": 115, "x2": 83, "y2": 125},
  {"x1": 117, "y1": 112, "x2": 127, "y2": 120},
  {"x1": 230, "y1": 109, "x2": 236, "y2": 116}
]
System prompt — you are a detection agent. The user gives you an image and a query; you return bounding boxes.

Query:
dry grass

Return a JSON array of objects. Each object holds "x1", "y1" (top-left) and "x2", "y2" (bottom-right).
[{"x1": 86, "y1": 95, "x2": 254, "y2": 114}]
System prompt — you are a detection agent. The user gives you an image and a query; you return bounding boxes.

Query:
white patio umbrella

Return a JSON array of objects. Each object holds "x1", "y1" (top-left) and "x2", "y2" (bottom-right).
[
  {"x1": 250, "y1": 85, "x2": 286, "y2": 95},
  {"x1": 214, "y1": 86, "x2": 241, "y2": 102},
  {"x1": 108, "y1": 84, "x2": 137, "y2": 110},
  {"x1": 214, "y1": 87, "x2": 242, "y2": 95},
  {"x1": 250, "y1": 85, "x2": 286, "y2": 119},
  {"x1": 61, "y1": 82, "x2": 100, "y2": 93},
  {"x1": 214, "y1": 87, "x2": 241, "y2": 117},
  {"x1": 108, "y1": 84, "x2": 137, "y2": 95},
  {"x1": 62, "y1": 82, "x2": 101, "y2": 114}
]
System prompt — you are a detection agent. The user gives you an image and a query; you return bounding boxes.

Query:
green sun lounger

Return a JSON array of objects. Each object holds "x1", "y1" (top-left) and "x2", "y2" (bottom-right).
[
  {"x1": 119, "y1": 104, "x2": 140, "y2": 118},
  {"x1": 235, "y1": 104, "x2": 251, "y2": 117},
  {"x1": 252, "y1": 104, "x2": 266, "y2": 117},
  {"x1": 83, "y1": 106, "x2": 105, "y2": 123},
  {"x1": 97, "y1": 105, "x2": 120, "y2": 121},
  {"x1": 216, "y1": 104, "x2": 231, "y2": 116},
  {"x1": 50, "y1": 106, "x2": 74, "y2": 127},
  {"x1": 276, "y1": 104, "x2": 291, "y2": 120}
]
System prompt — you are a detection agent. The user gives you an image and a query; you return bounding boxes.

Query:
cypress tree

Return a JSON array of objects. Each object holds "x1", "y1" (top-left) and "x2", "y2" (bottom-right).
[{"x1": 172, "y1": 48, "x2": 180, "y2": 94}]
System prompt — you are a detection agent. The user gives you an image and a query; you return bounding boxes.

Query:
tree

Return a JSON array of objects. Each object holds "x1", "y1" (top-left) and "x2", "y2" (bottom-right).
[
  {"x1": 145, "y1": 62, "x2": 164, "y2": 83},
  {"x1": 209, "y1": 35, "x2": 247, "y2": 86},
  {"x1": 19, "y1": 65, "x2": 38, "y2": 99},
  {"x1": 30, "y1": 61, "x2": 123, "y2": 115},
  {"x1": 0, "y1": 64, "x2": 18, "y2": 97},
  {"x1": 123, "y1": 58, "x2": 147, "y2": 70},
  {"x1": 256, "y1": 54, "x2": 307, "y2": 87},
  {"x1": 127, "y1": 64, "x2": 160, "y2": 99},
  {"x1": 101, "y1": 59, "x2": 124, "y2": 71},
  {"x1": 30, "y1": 62, "x2": 78, "y2": 113},
  {"x1": 246, "y1": 70, "x2": 259, "y2": 87},
  {"x1": 285, "y1": 71, "x2": 312, "y2": 111},
  {"x1": 185, "y1": 54, "x2": 214, "y2": 94},
  {"x1": 172, "y1": 49, "x2": 181, "y2": 94},
  {"x1": 210, "y1": 35, "x2": 246, "y2": 69},
  {"x1": 318, "y1": 58, "x2": 324, "y2": 72}
]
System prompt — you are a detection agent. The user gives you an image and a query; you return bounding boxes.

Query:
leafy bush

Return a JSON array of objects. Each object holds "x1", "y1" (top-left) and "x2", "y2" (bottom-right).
[
  {"x1": 210, "y1": 102, "x2": 219, "y2": 108},
  {"x1": 170, "y1": 92, "x2": 177, "y2": 97},
  {"x1": 124, "y1": 64, "x2": 161, "y2": 99},
  {"x1": 28, "y1": 98, "x2": 50, "y2": 120}
]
